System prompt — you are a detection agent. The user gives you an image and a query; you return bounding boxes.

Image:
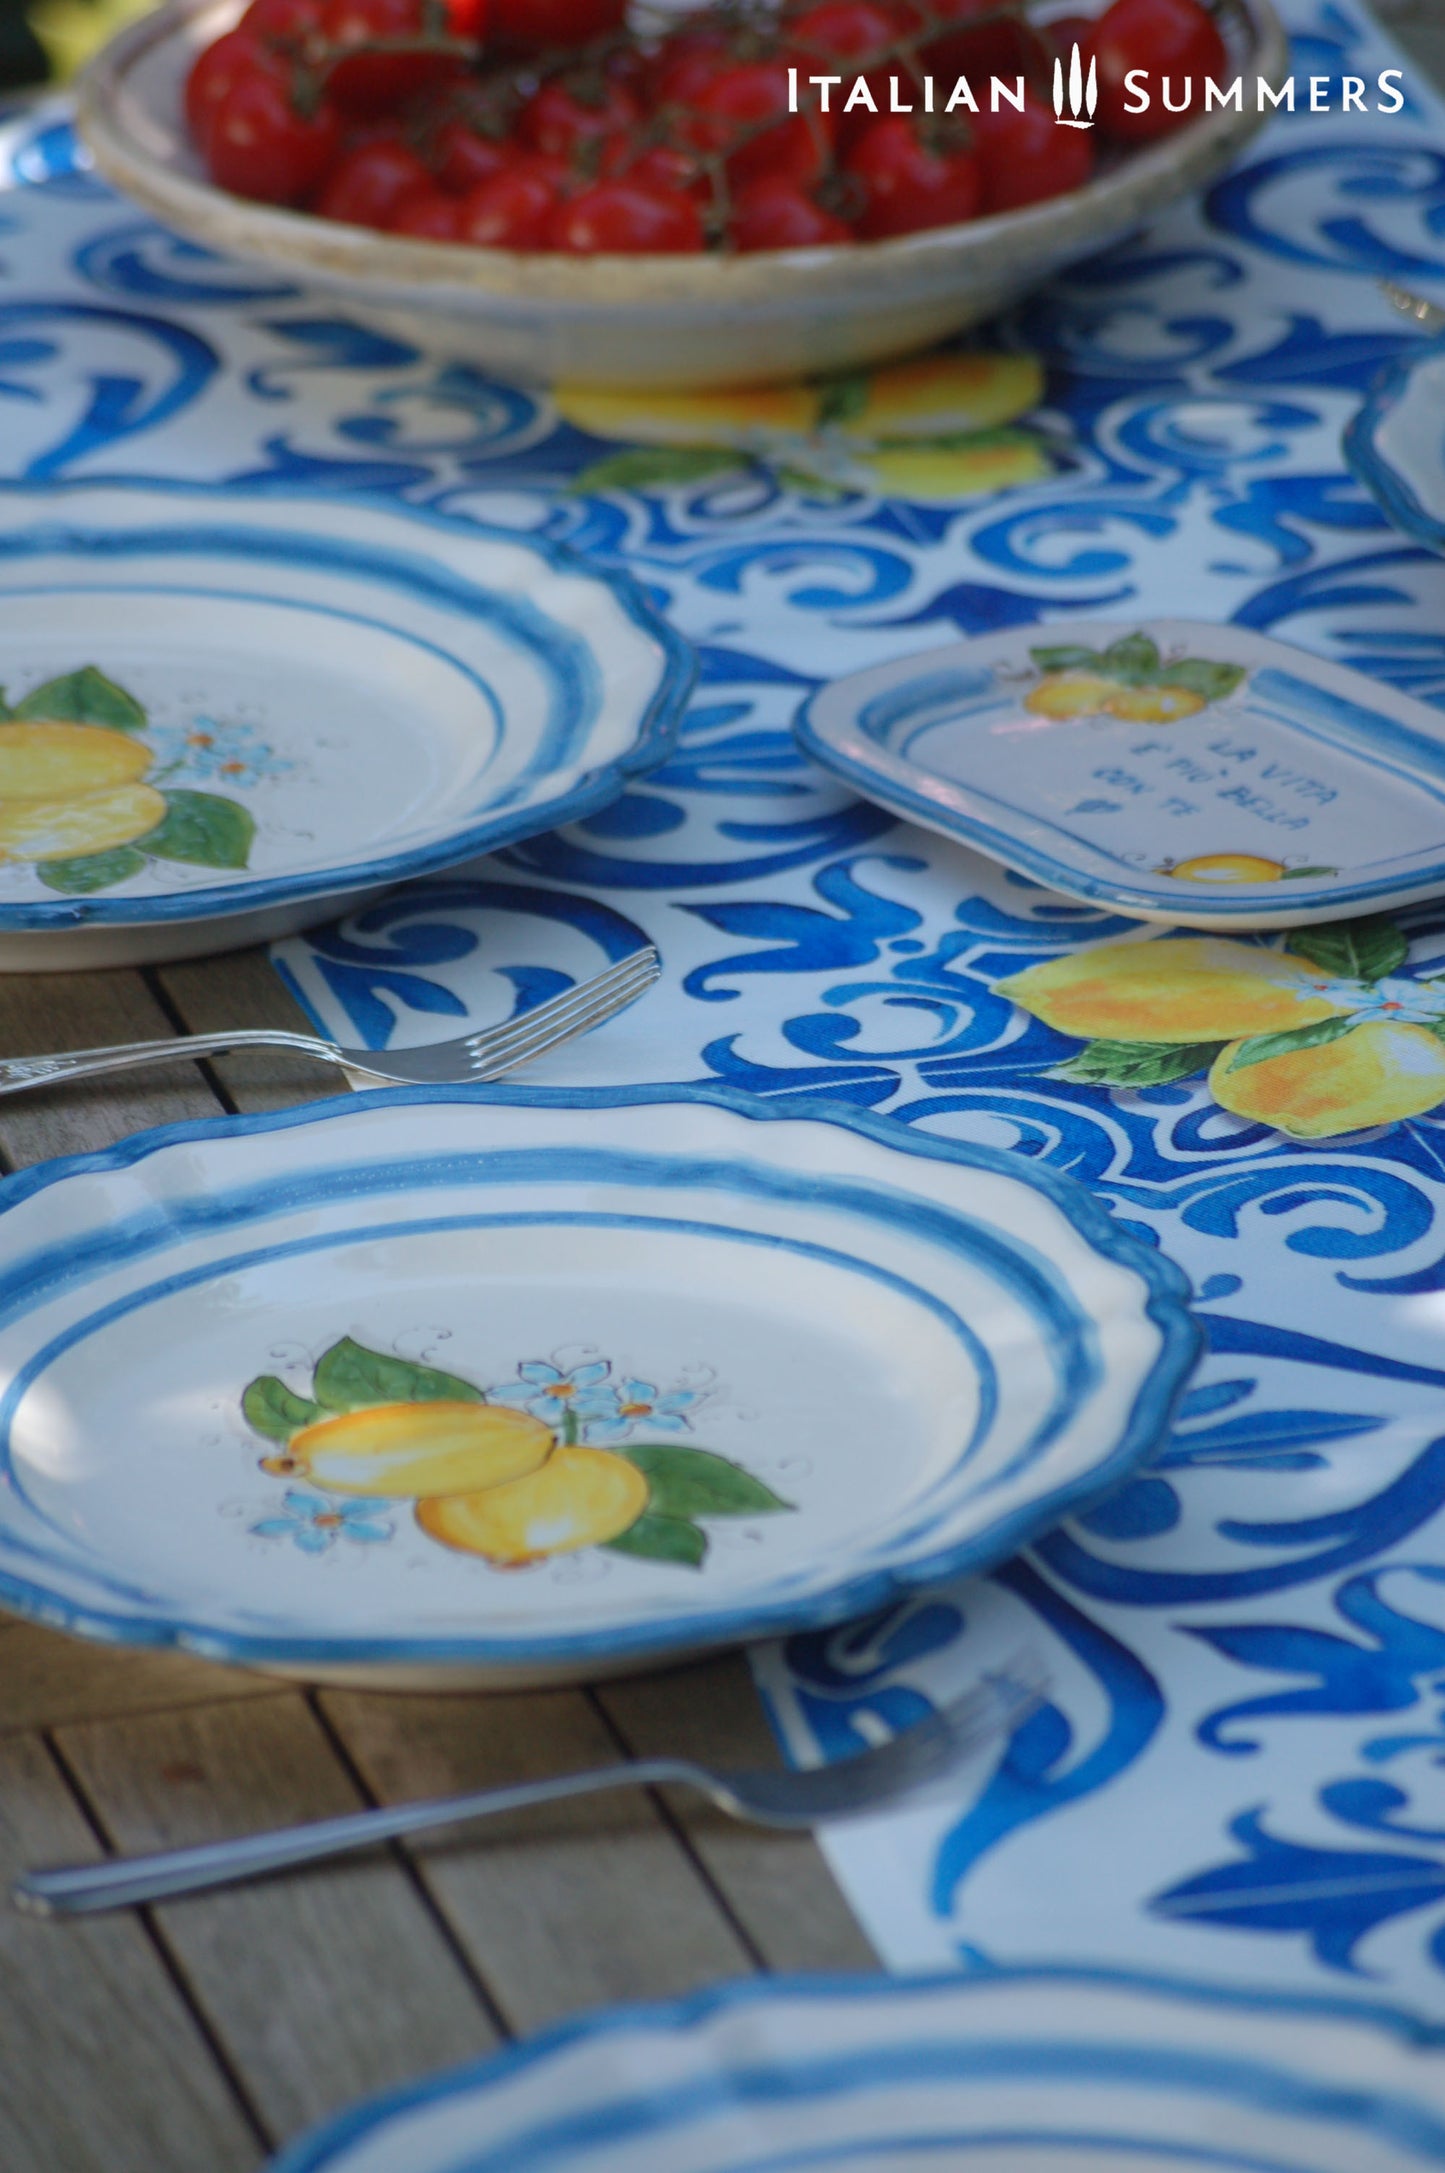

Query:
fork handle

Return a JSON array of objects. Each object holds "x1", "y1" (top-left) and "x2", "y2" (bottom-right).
[
  {"x1": 13, "y1": 1759, "x2": 699, "y2": 1916},
  {"x1": 0, "y1": 1029, "x2": 342, "y2": 1097}
]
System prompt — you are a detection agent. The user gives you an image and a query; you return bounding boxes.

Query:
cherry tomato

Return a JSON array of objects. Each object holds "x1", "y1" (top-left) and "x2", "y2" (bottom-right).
[
  {"x1": 186, "y1": 30, "x2": 280, "y2": 150},
  {"x1": 318, "y1": 0, "x2": 464, "y2": 117},
  {"x1": 457, "y1": 156, "x2": 568, "y2": 245},
  {"x1": 445, "y1": 0, "x2": 486, "y2": 34},
  {"x1": 239, "y1": 0, "x2": 323, "y2": 42},
  {"x1": 1091, "y1": 0, "x2": 1229, "y2": 140},
  {"x1": 649, "y1": 26, "x2": 731, "y2": 107},
  {"x1": 487, "y1": 0, "x2": 624, "y2": 50},
  {"x1": 520, "y1": 73, "x2": 641, "y2": 160},
  {"x1": 972, "y1": 91, "x2": 1093, "y2": 211},
  {"x1": 431, "y1": 120, "x2": 511, "y2": 192},
  {"x1": 844, "y1": 114, "x2": 980, "y2": 238},
  {"x1": 315, "y1": 135, "x2": 432, "y2": 223},
  {"x1": 1046, "y1": 13, "x2": 1097, "y2": 57},
  {"x1": 787, "y1": 0, "x2": 899, "y2": 63},
  {"x1": 205, "y1": 69, "x2": 342, "y2": 202},
  {"x1": 687, "y1": 62, "x2": 833, "y2": 191},
  {"x1": 730, "y1": 176, "x2": 852, "y2": 249},
  {"x1": 389, "y1": 183, "x2": 463, "y2": 235},
  {"x1": 599, "y1": 137, "x2": 712, "y2": 203},
  {"x1": 547, "y1": 178, "x2": 705, "y2": 252},
  {"x1": 902, "y1": 0, "x2": 1050, "y2": 88}
]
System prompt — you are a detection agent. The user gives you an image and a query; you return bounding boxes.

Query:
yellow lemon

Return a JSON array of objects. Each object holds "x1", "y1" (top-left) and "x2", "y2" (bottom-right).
[
  {"x1": 0, "y1": 720, "x2": 150, "y2": 800},
  {"x1": 1168, "y1": 853, "x2": 1288, "y2": 885},
  {"x1": 848, "y1": 353, "x2": 1044, "y2": 438},
  {"x1": 864, "y1": 437, "x2": 1050, "y2": 501},
  {"x1": 418, "y1": 1444, "x2": 649, "y2": 1565},
  {"x1": 1024, "y1": 672, "x2": 1122, "y2": 720},
  {"x1": 1210, "y1": 1020, "x2": 1445, "y2": 1139},
  {"x1": 996, "y1": 938, "x2": 1346, "y2": 1045},
  {"x1": 0, "y1": 780, "x2": 166, "y2": 862},
  {"x1": 552, "y1": 383, "x2": 818, "y2": 446},
  {"x1": 1103, "y1": 684, "x2": 1207, "y2": 724},
  {"x1": 262, "y1": 1400, "x2": 553, "y2": 1498}
]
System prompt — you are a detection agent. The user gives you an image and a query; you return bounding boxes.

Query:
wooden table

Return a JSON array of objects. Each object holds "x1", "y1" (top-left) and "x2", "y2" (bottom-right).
[{"x1": 0, "y1": 949, "x2": 873, "y2": 2173}]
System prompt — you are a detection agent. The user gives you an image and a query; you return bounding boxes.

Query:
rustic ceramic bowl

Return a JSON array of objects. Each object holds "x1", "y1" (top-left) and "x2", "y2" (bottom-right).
[{"x1": 77, "y1": 0, "x2": 1287, "y2": 389}]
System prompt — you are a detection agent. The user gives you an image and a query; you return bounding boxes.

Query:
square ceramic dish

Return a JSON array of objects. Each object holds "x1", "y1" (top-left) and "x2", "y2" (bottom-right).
[{"x1": 797, "y1": 619, "x2": 1445, "y2": 929}]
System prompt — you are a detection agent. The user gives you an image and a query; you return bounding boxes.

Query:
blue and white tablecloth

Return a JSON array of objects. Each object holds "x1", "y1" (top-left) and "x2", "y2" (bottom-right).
[{"x1": 10, "y1": 0, "x2": 1445, "y2": 2015}]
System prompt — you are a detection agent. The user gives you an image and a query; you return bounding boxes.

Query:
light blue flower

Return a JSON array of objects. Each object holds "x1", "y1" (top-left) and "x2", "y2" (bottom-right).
[
  {"x1": 490, "y1": 1358, "x2": 619, "y2": 1429},
  {"x1": 250, "y1": 1490, "x2": 393, "y2": 1553},
  {"x1": 148, "y1": 715, "x2": 295, "y2": 788},
  {"x1": 583, "y1": 1378, "x2": 701, "y2": 1442}
]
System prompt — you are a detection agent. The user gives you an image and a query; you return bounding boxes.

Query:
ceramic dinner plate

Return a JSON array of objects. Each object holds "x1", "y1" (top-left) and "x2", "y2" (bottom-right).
[
  {"x1": 1349, "y1": 336, "x2": 1445, "y2": 555},
  {"x1": 268, "y1": 1969, "x2": 1445, "y2": 2172},
  {"x1": 796, "y1": 619, "x2": 1445, "y2": 930},
  {"x1": 0, "y1": 481, "x2": 689, "y2": 970},
  {"x1": 0, "y1": 1084, "x2": 1195, "y2": 1688}
]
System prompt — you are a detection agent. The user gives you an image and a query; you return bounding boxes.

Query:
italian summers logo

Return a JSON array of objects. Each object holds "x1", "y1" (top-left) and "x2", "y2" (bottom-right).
[{"x1": 786, "y1": 62, "x2": 1407, "y2": 126}]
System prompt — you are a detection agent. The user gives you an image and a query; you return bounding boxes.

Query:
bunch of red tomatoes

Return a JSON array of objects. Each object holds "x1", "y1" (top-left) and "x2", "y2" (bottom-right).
[{"x1": 187, "y1": 0, "x2": 1229, "y2": 252}]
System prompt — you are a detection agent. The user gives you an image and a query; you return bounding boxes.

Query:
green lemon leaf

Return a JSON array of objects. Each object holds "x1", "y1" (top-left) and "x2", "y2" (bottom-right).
[
  {"x1": 1101, "y1": 633, "x2": 1162, "y2": 683},
  {"x1": 141, "y1": 790, "x2": 255, "y2": 871},
  {"x1": 311, "y1": 1337, "x2": 485, "y2": 1412},
  {"x1": 773, "y1": 465, "x2": 852, "y2": 501},
  {"x1": 1156, "y1": 657, "x2": 1246, "y2": 702},
  {"x1": 1224, "y1": 1014, "x2": 1364, "y2": 1074},
  {"x1": 604, "y1": 1511, "x2": 707, "y2": 1567},
  {"x1": 243, "y1": 1375, "x2": 325, "y2": 1442},
  {"x1": 1285, "y1": 917, "x2": 1409, "y2": 983},
  {"x1": 621, "y1": 1444, "x2": 792, "y2": 1518},
  {"x1": 816, "y1": 369, "x2": 869, "y2": 426},
  {"x1": 37, "y1": 845, "x2": 149, "y2": 894},
  {"x1": 569, "y1": 448, "x2": 743, "y2": 495},
  {"x1": 1052, "y1": 1038, "x2": 1225, "y2": 1088},
  {"x1": 1029, "y1": 644, "x2": 1104, "y2": 674},
  {"x1": 880, "y1": 426, "x2": 1041, "y2": 457},
  {"x1": 1278, "y1": 865, "x2": 1338, "y2": 881},
  {"x1": 14, "y1": 666, "x2": 147, "y2": 731}
]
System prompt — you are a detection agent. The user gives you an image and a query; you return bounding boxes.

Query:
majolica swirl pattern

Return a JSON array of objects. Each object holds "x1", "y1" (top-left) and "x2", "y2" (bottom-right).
[{"x1": 8, "y1": 0, "x2": 1445, "y2": 2016}]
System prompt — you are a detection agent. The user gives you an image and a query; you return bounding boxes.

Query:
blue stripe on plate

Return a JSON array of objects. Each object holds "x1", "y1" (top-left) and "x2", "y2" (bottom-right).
[
  {"x1": 0, "y1": 481, "x2": 693, "y2": 928},
  {"x1": 0, "y1": 1082, "x2": 1199, "y2": 1668},
  {"x1": 266, "y1": 1964, "x2": 1445, "y2": 2173}
]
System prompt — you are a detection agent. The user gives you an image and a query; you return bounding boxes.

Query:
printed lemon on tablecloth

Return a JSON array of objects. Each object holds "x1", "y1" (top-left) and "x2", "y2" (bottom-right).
[
  {"x1": 243, "y1": 1339, "x2": 793, "y2": 1570},
  {"x1": 996, "y1": 918, "x2": 1445, "y2": 1141},
  {"x1": 556, "y1": 353, "x2": 1054, "y2": 502}
]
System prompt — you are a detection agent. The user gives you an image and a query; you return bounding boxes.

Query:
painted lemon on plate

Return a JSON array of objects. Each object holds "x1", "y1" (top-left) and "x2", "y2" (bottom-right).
[
  {"x1": 418, "y1": 1445, "x2": 651, "y2": 1566},
  {"x1": 262, "y1": 1400, "x2": 553, "y2": 1497},
  {"x1": 0, "y1": 719, "x2": 166, "y2": 862}
]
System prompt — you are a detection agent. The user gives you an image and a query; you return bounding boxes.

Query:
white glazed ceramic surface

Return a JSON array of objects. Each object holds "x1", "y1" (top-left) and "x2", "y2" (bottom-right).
[
  {"x1": 1348, "y1": 338, "x2": 1445, "y2": 557},
  {"x1": 268, "y1": 1969, "x2": 1445, "y2": 2173},
  {"x1": 0, "y1": 483, "x2": 689, "y2": 969},
  {"x1": 0, "y1": 1085, "x2": 1196, "y2": 1687},
  {"x1": 75, "y1": 0, "x2": 1288, "y2": 389},
  {"x1": 797, "y1": 618, "x2": 1445, "y2": 929}
]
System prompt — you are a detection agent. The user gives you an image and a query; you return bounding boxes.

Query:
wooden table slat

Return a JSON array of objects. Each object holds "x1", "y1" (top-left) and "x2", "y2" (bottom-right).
[
  {"x1": 0, "y1": 1732, "x2": 261, "y2": 2173},
  {"x1": 321, "y1": 1684, "x2": 757, "y2": 2035},
  {"x1": 56, "y1": 1693, "x2": 501, "y2": 2147},
  {"x1": 598, "y1": 1658, "x2": 878, "y2": 1975}
]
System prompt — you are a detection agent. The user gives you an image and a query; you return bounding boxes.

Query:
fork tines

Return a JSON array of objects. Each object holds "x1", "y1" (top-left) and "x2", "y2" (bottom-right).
[{"x1": 465, "y1": 946, "x2": 661, "y2": 1076}]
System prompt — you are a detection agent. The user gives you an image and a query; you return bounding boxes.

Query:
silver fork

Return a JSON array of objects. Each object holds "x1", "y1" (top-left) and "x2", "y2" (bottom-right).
[
  {"x1": 0, "y1": 946, "x2": 660, "y2": 1097},
  {"x1": 13, "y1": 1658, "x2": 1044, "y2": 1918}
]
